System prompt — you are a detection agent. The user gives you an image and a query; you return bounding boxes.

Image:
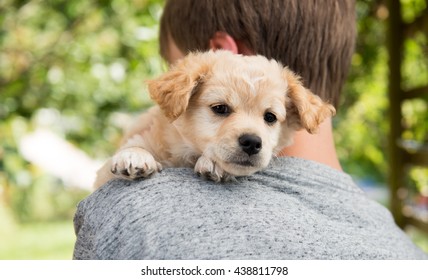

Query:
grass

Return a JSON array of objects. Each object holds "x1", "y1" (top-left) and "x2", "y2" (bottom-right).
[
  {"x1": 406, "y1": 226, "x2": 428, "y2": 254},
  {"x1": 0, "y1": 220, "x2": 76, "y2": 260}
]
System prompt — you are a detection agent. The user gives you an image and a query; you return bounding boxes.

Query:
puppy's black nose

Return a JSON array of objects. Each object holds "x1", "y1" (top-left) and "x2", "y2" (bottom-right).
[{"x1": 239, "y1": 134, "x2": 262, "y2": 156}]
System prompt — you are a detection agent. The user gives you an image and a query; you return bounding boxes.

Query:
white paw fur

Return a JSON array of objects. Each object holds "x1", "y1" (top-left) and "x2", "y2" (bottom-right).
[
  {"x1": 194, "y1": 155, "x2": 233, "y2": 182},
  {"x1": 111, "y1": 147, "x2": 162, "y2": 180}
]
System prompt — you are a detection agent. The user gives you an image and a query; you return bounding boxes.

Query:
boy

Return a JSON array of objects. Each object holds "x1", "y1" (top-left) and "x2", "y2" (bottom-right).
[{"x1": 73, "y1": 0, "x2": 427, "y2": 259}]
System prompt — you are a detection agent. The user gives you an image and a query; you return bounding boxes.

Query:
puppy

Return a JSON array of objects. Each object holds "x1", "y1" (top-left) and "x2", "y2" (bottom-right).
[{"x1": 94, "y1": 51, "x2": 335, "y2": 188}]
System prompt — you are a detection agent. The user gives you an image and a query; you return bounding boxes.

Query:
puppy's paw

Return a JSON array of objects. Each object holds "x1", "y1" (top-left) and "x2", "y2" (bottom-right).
[
  {"x1": 194, "y1": 156, "x2": 234, "y2": 182},
  {"x1": 111, "y1": 147, "x2": 162, "y2": 180}
]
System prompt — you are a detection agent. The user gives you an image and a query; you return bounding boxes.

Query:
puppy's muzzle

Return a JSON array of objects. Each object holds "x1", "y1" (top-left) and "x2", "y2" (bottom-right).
[{"x1": 239, "y1": 134, "x2": 262, "y2": 156}]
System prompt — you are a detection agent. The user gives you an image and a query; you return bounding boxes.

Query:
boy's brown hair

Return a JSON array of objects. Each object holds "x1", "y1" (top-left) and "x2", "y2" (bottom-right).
[{"x1": 159, "y1": 0, "x2": 356, "y2": 107}]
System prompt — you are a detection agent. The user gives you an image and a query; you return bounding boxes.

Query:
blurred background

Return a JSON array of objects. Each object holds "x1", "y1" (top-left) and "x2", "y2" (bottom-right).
[{"x1": 0, "y1": 0, "x2": 427, "y2": 259}]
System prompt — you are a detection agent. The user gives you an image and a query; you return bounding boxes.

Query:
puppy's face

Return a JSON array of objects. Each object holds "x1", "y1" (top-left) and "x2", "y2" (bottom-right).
[
  {"x1": 148, "y1": 51, "x2": 335, "y2": 176},
  {"x1": 174, "y1": 65, "x2": 287, "y2": 176}
]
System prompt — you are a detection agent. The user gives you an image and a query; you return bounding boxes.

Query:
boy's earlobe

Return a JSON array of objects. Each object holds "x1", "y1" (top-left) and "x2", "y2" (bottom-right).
[{"x1": 209, "y1": 31, "x2": 239, "y2": 54}]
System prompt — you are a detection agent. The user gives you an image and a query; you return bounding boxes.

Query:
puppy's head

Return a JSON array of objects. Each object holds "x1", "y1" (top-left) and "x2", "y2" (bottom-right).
[{"x1": 148, "y1": 51, "x2": 335, "y2": 176}]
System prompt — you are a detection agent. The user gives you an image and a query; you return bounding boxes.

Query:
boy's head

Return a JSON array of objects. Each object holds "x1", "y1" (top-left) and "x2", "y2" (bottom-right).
[{"x1": 159, "y1": 0, "x2": 356, "y2": 107}]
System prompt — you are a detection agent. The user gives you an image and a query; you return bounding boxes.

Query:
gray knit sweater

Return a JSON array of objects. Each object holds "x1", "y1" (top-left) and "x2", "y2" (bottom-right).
[{"x1": 73, "y1": 157, "x2": 427, "y2": 259}]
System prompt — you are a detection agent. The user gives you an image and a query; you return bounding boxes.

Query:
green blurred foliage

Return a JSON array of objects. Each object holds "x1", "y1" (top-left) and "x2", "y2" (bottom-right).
[
  {"x1": 1, "y1": 0, "x2": 163, "y2": 151},
  {"x1": 336, "y1": 0, "x2": 391, "y2": 181},
  {"x1": 336, "y1": 0, "x2": 428, "y2": 187},
  {"x1": 1, "y1": 0, "x2": 165, "y2": 223},
  {"x1": 0, "y1": 0, "x2": 426, "y2": 232}
]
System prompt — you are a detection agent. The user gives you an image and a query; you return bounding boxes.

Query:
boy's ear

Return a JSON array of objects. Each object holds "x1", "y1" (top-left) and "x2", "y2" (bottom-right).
[
  {"x1": 283, "y1": 68, "x2": 336, "y2": 133},
  {"x1": 209, "y1": 31, "x2": 239, "y2": 54},
  {"x1": 147, "y1": 52, "x2": 214, "y2": 121}
]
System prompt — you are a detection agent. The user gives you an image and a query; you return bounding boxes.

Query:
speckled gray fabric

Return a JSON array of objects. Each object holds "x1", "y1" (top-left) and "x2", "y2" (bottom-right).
[{"x1": 73, "y1": 157, "x2": 427, "y2": 259}]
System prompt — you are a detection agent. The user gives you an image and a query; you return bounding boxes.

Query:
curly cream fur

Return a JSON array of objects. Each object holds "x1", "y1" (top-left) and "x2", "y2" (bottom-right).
[{"x1": 94, "y1": 51, "x2": 335, "y2": 188}]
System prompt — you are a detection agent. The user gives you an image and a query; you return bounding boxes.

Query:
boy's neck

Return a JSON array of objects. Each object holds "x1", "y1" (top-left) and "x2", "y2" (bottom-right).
[{"x1": 278, "y1": 118, "x2": 342, "y2": 171}]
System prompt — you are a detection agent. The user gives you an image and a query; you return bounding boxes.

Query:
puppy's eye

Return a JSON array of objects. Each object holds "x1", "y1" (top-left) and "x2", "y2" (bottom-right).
[
  {"x1": 264, "y1": 112, "x2": 277, "y2": 124},
  {"x1": 211, "y1": 104, "x2": 231, "y2": 116}
]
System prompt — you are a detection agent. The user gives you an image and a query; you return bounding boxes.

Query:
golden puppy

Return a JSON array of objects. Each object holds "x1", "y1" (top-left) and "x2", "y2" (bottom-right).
[{"x1": 94, "y1": 51, "x2": 335, "y2": 188}]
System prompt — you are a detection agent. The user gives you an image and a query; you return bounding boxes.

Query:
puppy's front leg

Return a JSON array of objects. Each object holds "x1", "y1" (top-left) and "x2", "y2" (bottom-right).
[
  {"x1": 111, "y1": 134, "x2": 162, "y2": 181},
  {"x1": 194, "y1": 154, "x2": 234, "y2": 182}
]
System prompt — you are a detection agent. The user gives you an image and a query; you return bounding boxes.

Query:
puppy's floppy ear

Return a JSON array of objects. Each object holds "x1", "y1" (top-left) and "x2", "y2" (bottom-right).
[
  {"x1": 147, "y1": 52, "x2": 214, "y2": 121},
  {"x1": 283, "y1": 68, "x2": 336, "y2": 133}
]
